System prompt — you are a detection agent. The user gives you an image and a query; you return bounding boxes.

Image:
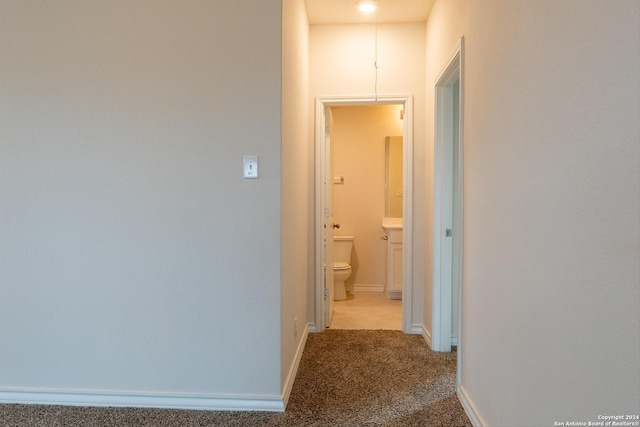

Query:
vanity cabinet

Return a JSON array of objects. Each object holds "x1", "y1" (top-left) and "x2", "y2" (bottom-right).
[
  {"x1": 386, "y1": 229, "x2": 403, "y2": 299},
  {"x1": 382, "y1": 218, "x2": 403, "y2": 300}
]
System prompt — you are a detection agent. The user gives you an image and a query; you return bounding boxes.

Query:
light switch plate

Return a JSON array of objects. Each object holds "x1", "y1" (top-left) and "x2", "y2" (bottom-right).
[{"x1": 243, "y1": 155, "x2": 258, "y2": 179}]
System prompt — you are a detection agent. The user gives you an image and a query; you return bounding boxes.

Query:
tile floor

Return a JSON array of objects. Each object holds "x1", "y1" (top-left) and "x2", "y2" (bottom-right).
[{"x1": 329, "y1": 291, "x2": 402, "y2": 330}]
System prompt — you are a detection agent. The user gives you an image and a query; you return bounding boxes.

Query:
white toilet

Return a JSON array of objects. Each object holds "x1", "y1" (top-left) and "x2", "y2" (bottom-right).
[{"x1": 332, "y1": 235, "x2": 354, "y2": 300}]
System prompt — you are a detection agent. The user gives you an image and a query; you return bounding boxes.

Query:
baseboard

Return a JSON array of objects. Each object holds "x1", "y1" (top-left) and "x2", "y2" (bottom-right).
[
  {"x1": 350, "y1": 284, "x2": 384, "y2": 292},
  {"x1": 386, "y1": 290, "x2": 402, "y2": 299},
  {"x1": 421, "y1": 325, "x2": 432, "y2": 348},
  {"x1": 457, "y1": 384, "x2": 485, "y2": 427},
  {"x1": 408, "y1": 324, "x2": 422, "y2": 334},
  {"x1": 281, "y1": 322, "x2": 309, "y2": 408},
  {"x1": 0, "y1": 388, "x2": 285, "y2": 412}
]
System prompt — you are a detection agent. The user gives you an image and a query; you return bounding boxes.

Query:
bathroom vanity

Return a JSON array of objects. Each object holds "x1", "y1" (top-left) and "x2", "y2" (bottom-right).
[{"x1": 382, "y1": 218, "x2": 403, "y2": 300}]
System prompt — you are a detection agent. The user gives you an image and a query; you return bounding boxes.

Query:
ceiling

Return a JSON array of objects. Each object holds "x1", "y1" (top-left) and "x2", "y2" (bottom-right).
[{"x1": 304, "y1": 0, "x2": 435, "y2": 25}]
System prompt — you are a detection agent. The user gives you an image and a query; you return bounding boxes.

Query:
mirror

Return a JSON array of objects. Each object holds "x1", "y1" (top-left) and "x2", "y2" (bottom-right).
[{"x1": 385, "y1": 136, "x2": 403, "y2": 218}]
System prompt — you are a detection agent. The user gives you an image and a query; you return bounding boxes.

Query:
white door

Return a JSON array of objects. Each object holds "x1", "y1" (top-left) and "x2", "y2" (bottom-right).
[
  {"x1": 451, "y1": 79, "x2": 461, "y2": 346},
  {"x1": 433, "y1": 38, "x2": 463, "y2": 352},
  {"x1": 323, "y1": 107, "x2": 335, "y2": 328}
]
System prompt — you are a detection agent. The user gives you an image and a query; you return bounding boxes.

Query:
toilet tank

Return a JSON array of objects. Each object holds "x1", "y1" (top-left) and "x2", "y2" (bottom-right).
[{"x1": 332, "y1": 236, "x2": 354, "y2": 264}]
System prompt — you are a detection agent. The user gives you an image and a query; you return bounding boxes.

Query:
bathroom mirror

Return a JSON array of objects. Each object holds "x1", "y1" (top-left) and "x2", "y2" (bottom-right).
[{"x1": 385, "y1": 136, "x2": 403, "y2": 218}]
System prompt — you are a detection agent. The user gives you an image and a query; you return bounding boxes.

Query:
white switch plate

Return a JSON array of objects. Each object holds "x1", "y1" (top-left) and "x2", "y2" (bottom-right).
[{"x1": 243, "y1": 155, "x2": 258, "y2": 179}]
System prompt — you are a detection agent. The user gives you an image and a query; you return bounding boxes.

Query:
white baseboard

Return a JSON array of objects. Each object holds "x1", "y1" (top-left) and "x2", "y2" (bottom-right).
[
  {"x1": 408, "y1": 324, "x2": 422, "y2": 334},
  {"x1": 0, "y1": 388, "x2": 285, "y2": 412},
  {"x1": 422, "y1": 325, "x2": 432, "y2": 348},
  {"x1": 457, "y1": 384, "x2": 485, "y2": 427},
  {"x1": 349, "y1": 284, "x2": 384, "y2": 292},
  {"x1": 386, "y1": 290, "x2": 402, "y2": 299},
  {"x1": 281, "y1": 322, "x2": 309, "y2": 408}
]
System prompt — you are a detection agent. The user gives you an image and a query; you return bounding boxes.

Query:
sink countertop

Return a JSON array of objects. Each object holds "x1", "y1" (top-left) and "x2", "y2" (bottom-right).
[{"x1": 382, "y1": 217, "x2": 403, "y2": 230}]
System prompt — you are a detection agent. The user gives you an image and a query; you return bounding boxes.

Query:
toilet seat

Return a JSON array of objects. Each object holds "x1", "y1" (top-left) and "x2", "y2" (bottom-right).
[{"x1": 333, "y1": 262, "x2": 350, "y2": 270}]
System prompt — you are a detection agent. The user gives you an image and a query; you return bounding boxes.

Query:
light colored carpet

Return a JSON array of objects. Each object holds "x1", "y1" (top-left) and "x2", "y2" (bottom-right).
[{"x1": 0, "y1": 330, "x2": 471, "y2": 426}]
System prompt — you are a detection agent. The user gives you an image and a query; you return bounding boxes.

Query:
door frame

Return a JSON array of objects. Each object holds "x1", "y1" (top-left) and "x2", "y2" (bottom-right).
[
  {"x1": 314, "y1": 95, "x2": 414, "y2": 332},
  {"x1": 432, "y1": 38, "x2": 464, "y2": 356}
]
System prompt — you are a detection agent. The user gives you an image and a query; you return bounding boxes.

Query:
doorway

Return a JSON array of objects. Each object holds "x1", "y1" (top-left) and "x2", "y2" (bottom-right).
[
  {"x1": 432, "y1": 38, "x2": 464, "y2": 360},
  {"x1": 314, "y1": 95, "x2": 414, "y2": 333}
]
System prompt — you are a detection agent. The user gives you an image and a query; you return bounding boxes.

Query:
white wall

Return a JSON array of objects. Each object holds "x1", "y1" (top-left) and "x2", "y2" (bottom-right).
[
  {"x1": 331, "y1": 105, "x2": 403, "y2": 290},
  {"x1": 281, "y1": 0, "x2": 310, "y2": 403},
  {"x1": 309, "y1": 22, "x2": 426, "y2": 329},
  {"x1": 426, "y1": 0, "x2": 640, "y2": 425},
  {"x1": 0, "y1": 0, "x2": 285, "y2": 409}
]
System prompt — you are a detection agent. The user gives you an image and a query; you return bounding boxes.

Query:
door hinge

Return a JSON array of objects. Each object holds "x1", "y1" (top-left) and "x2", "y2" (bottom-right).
[
  {"x1": 445, "y1": 228, "x2": 453, "y2": 237},
  {"x1": 324, "y1": 288, "x2": 329, "y2": 299}
]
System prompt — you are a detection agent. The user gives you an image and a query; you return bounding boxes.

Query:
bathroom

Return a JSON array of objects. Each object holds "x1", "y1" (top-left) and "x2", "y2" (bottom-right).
[{"x1": 329, "y1": 104, "x2": 404, "y2": 330}]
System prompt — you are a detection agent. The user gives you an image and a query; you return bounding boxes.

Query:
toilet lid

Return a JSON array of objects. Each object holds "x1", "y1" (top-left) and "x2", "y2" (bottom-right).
[{"x1": 333, "y1": 262, "x2": 350, "y2": 270}]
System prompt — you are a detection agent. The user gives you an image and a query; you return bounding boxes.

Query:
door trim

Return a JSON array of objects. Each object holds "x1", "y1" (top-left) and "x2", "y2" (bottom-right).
[
  {"x1": 314, "y1": 95, "x2": 414, "y2": 333},
  {"x1": 433, "y1": 38, "x2": 464, "y2": 355}
]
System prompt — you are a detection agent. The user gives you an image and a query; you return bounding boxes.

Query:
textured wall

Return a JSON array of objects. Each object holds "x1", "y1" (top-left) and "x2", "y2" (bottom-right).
[
  {"x1": 281, "y1": 0, "x2": 310, "y2": 399},
  {"x1": 426, "y1": 0, "x2": 640, "y2": 424},
  {"x1": 0, "y1": 0, "x2": 283, "y2": 405}
]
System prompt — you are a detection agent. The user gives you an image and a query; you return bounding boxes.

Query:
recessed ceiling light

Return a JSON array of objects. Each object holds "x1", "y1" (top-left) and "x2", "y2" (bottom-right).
[{"x1": 357, "y1": 0, "x2": 379, "y2": 13}]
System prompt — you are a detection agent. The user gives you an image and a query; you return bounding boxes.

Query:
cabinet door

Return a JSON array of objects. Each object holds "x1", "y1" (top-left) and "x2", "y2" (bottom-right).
[{"x1": 389, "y1": 243, "x2": 403, "y2": 293}]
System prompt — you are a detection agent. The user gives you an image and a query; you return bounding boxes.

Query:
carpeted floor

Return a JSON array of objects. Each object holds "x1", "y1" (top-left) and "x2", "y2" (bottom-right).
[{"x1": 0, "y1": 330, "x2": 472, "y2": 426}]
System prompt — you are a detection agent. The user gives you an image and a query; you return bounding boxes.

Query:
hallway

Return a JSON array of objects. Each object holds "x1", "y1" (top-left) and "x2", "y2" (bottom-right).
[{"x1": 0, "y1": 330, "x2": 470, "y2": 426}]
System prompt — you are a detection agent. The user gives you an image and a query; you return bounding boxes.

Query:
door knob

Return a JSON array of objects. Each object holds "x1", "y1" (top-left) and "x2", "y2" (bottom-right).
[{"x1": 332, "y1": 223, "x2": 340, "y2": 229}]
